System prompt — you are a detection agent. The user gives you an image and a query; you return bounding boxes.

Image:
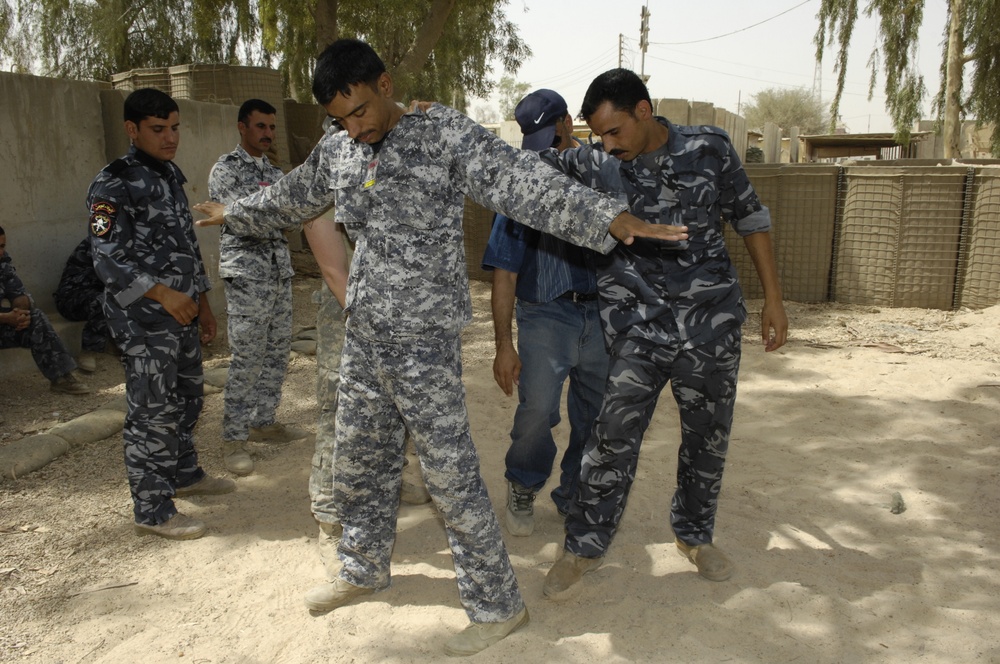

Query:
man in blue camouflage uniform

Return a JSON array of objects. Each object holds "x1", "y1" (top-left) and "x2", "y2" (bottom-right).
[
  {"x1": 1, "y1": 226, "x2": 91, "y2": 395},
  {"x1": 193, "y1": 39, "x2": 685, "y2": 657},
  {"x1": 88, "y1": 88, "x2": 235, "y2": 542},
  {"x1": 54, "y1": 237, "x2": 111, "y2": 372},
  {"x1": 542, "y1": 69, "x2": 788, "y2": 598},
  {"x1": 209, "y1": 98, "x2": 307, "y2": 476},
  {"x1": 481, "y1": 89, "x2": 610, "y2": 537}
]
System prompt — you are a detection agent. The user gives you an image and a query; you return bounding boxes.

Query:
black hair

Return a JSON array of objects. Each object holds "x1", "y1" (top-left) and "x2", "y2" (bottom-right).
[
  {"x1": 311, "y1": 38, "x2": 387, "y2": 106},
  {"x1": 238, "y1": 98, "x2": 277, "y2": 124},
  {"x1": 123, "y1": 88, "x2": 179, "y2": 125},
  {"x1": 580, "y1": 69, "x2": 653, "y2": 121},
  {"x1": 0, "y1": 224, "x2": 5, "y2": 235}
]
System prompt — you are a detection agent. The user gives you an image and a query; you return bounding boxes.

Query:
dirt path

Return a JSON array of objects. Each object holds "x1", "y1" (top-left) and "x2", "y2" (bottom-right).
[{"x1": 2, "y1": 252, "x2": 999, "y2": 663}]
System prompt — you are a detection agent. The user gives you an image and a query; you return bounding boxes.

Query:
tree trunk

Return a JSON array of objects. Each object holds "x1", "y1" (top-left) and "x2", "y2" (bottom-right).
[
  {"x1": 392, "y1": 0, "x2": 457, "y2": 83},
  {"x1": 315, "y1": 0, "x2": 338, "y2": 51},
  {"x1": 943, "y1": 0, "x2": 964, "y2": 158}
]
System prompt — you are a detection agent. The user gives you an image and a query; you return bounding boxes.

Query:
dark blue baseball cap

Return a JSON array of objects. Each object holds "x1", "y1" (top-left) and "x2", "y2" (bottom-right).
[{"x1": 514, "y1": 89, "x2": 568, "y2": 151}]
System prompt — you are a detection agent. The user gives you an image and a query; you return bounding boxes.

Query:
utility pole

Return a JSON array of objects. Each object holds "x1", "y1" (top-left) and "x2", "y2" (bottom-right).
[
  {"x1": 619, "y1": 33, "x2": 624, "y2": 68},
  {"x1": 639, "y1": 4, "x2": 650, "y2": 83}
]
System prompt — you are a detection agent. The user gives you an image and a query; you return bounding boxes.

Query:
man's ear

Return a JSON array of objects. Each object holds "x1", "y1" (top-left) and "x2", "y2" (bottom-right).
[
  {"x1": 124, "y1": 120, "x2": 139, "y2": 141},
  {"x1": 635, "y1": 100, "x2": 653, "y2": 120},
  {"x1": 377, "y1": 72, "x2": 394, "y2": 98}
]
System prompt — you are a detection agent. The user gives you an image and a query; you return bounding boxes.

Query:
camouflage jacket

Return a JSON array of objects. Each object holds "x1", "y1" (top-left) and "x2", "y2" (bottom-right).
[
  {"x1": 208, "y1": 144, "x2": 293, "y2": 281},
  {"x1": 86, "y1": 146, "x2": 212, "y2": 338},
  {"x1": 54, "y1": 238, "x2": 103, "y2": 304},
  {"x1": 543, "y1": 118, "x2": 771, "y2": 349},
  {"x1": 0, "y1": 253, "x2": 29, "y2": 307},
  {"x1": 222, "y1": 104, "x2": 626, "y2": 342}
]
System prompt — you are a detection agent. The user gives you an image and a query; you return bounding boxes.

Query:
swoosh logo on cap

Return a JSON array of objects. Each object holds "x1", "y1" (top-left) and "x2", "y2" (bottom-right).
[{"x1": 534, "y1": 112, "x2": 545, "y2": 124}]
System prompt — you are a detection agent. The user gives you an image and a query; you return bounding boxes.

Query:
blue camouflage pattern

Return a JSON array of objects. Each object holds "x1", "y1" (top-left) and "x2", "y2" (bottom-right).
[
  {"x1": 54, "y1": 238, "x2": 110, "y2": 353},
  {"x1": 219, "y1": 103, "x2": 633, "y2": 623},
  {"x1": 87, "y1": 146, "x2": 212, "y2": 525},
  {"x1": 209, "y1": 145, "x2": 293, "y2": 441},
  {"x1": 543, "y1": 119, "x2": 769, "y2": 555},
  {"x1": 1, "y1": 253, "x2": 77, "y2": 380}
]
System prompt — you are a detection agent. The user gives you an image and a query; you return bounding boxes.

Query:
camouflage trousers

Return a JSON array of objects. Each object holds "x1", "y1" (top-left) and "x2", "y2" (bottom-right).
[
  {"x1": 565, "y1": 327, "x2": 741, "y2": 558},
  {"x1": 118, "y1": 325, "x2": 206, "y2": 525},
  {"x1": 0, "y1": 306, "x2": 76, "y2": 381},
  {"x1": 222, "y1": 274, "x2": 292, "y2": 441},
  {"x1": 335, "y1": 331, "x2": 524, "y2": 623},
  {"x1": 54, "y1": 286, "x2": 110, "y2": 353},
  {"x1": 309, "y1": 283, "x2": 346, "y2": 524}
]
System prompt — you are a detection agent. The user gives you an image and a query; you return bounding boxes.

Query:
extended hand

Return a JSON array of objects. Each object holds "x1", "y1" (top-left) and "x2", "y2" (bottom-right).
[
  {"x1": 609, "y1": 212, "x2": 687, "y2": 245},
  {"x1": 192, "y1": 202, "x2": 225, "y2": 227}
]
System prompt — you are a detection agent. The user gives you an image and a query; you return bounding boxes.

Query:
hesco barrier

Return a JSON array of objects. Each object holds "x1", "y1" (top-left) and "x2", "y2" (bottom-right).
[
  {"x1": 464, "y1": 161, "x2": 999, "y2": 311},
  {"x1": 727, "y1": 164, "x2": 839, "y2": 302},
  {"x1": 958, "y1": 167, "x2": 1000, "y2": 309}
]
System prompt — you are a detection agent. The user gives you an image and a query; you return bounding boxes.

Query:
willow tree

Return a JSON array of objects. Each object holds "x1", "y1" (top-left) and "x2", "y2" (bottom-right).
[
  {"x1": 0, "y1": 0, "x2": 259, "y2": 80},
  {"x1": 1, "y1": 0, "x2": 529, "y2": 112},
  {"x1": 815, "y1": 0, "x2": 1000, "y2": 157},
  {"x1": 259, "y1": 0, "x2": 529, "y2": 106}
]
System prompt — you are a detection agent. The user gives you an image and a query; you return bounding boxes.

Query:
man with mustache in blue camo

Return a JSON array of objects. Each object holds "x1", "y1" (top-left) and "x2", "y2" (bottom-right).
[{"x1": 542, "y1": 69, "x2": 788, "y2": 598}]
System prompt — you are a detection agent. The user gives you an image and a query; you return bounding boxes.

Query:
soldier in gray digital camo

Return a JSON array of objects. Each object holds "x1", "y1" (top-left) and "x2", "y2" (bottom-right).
[
  {"x1": 208, "y1": 99, "x2": 308, "y2": 476},
  {"x1": 88, "y1": 88, "x2": 235, "y2": 542},
  {"x1": 193, "y1": 39, "x2": 685, "y2": 657},
  {"x1": 540, "y1": 69, "x2": 789, "y2": 599},
  {"x1": 54, "y1": 237, "x2": 111, "y2": 372},
  {"x1": 0, "y1": 226, "x2": 91, "y2": 395}
]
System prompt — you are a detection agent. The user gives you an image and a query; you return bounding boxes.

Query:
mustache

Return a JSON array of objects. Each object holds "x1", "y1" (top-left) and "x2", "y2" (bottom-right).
[{"x1": 609, "y1": 148, "x2": 625, "y2": 157}]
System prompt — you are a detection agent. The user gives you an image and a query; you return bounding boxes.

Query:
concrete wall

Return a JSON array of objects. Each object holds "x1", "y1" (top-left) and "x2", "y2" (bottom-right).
[{"x1": 2, "y1": 73, "x2": 236, "y2": 374}]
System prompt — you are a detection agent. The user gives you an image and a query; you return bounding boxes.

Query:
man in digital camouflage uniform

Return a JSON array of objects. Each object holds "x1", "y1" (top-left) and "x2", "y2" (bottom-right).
[
  {"x1": 209, "y1": 98, "x2": 307, "y2": 476},
  {"x1": 88, "y1": 88, "x2": 235, "y2": 541},
  {"x1": 481, "y1": 89, "x2": 610, "y2": 537},
  {"x1": 541, "y1": 69, "x2": 789, "y2": 599},
  {"x1": 54, "y1": 237, "x2": 111, "y2": 372},
  {"x1": 1, "y1": 226, "x2": 90, "y2": 395},
  {"x1": 193, "y1": 39, "x2": 685, "y2": 657}
]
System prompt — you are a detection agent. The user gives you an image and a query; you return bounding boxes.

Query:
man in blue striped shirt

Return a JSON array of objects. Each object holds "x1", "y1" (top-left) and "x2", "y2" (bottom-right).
[{"x1": 482, "y1": 89, "x2": 612, "y2": 537}]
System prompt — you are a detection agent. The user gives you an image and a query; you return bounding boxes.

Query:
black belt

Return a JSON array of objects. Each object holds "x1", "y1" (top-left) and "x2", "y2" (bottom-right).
[{"x1": 558, "y1": 291, "x2": 598, "y2": 303}]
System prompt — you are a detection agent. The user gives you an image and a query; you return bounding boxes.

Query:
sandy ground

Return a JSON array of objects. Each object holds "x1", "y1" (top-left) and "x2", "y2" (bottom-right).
[{"x1": 2, "y1": 249, "x2": 1000, "y2": 663}]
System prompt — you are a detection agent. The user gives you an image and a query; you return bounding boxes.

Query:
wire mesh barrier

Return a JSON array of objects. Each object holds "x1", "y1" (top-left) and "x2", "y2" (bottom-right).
[{"x1": 958, "y1": 167, "x2": 1000, "y2": 309}]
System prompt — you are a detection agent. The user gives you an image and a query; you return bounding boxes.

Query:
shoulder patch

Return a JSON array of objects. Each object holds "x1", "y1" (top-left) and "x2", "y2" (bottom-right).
[{"x1": 89, "y1": 200, "x2": 117, "y2": 237}]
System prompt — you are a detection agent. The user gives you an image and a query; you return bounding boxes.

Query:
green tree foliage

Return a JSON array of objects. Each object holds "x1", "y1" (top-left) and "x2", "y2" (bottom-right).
[
  {"x1": 815, "y1": 0, "x2": 1000, "y2": 157},
  {"x1": 497, "y1": 75, "x2": 529, "y2": 121},
  {"x1": 1, "y1": 0, "x2": 529, "y2": 109},
  {"x1": 742, "y1": 87, "x2": 828, "y2": 135}
]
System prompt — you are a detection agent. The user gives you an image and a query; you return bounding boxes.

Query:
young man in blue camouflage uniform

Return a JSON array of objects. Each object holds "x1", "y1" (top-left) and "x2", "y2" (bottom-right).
[
  {"x1": 542, "y1": 69, "x2": 789, "y2": 598},
  {"x1": 88, "y1": 88, "x2": 235, "y2": 542},
  {"x1": 209, "y1": 98, "x2": 307, "y2": 476},
  {"x1": 482, "y1": 89, "x2": 610, "y2": 537},
  {"x1": 194, "y1": 39, "x2": 685, "y2": 657},
  {"x1": 54, "y1": 237, "x2": 111, "y2": 372},
  {"x1": 1, "y1": 226, "x2": 91, "y2": 395}
]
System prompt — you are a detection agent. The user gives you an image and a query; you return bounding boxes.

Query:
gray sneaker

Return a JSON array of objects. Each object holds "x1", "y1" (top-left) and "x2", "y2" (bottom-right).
[{"x1": 505, "y1": 481, "x2": 535, "y2": 537}]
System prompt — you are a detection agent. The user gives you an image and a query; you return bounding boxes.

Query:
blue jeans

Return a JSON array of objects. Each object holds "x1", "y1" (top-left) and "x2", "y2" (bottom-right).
[{"x1": 505, "y1": 296, "x2": 609, "y2": 514}]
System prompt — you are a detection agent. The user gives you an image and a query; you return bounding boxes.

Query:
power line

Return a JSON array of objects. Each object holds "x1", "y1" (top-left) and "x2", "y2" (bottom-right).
[{"x1": 648, "y1": 0, "x2": 814, "y2": 46}]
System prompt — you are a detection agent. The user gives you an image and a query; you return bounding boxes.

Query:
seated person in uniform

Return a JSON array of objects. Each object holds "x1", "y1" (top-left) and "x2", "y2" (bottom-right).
[
  {"x1": 54, "y1": 238, "x2": 112, "y2": 372},
  {"x1": 0, "y1": 225, "x2": 91, "y2": 395}
]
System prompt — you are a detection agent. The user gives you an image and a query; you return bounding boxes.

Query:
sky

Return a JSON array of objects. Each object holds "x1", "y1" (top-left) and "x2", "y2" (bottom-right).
[{"x1": 475, "y1": 0, "x2": 951, "y2": 133}]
